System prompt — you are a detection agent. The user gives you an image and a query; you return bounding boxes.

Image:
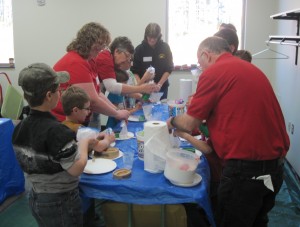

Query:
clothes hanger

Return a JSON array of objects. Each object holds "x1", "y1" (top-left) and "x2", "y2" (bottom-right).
[{"x1": 252, "y1": 42, "x2": 289, "y2": 59}]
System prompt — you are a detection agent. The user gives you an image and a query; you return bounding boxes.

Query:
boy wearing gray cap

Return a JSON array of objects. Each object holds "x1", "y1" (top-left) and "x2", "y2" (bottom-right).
[{"x1": 12, "y1": 63, "x2": 97, "y2": 227}]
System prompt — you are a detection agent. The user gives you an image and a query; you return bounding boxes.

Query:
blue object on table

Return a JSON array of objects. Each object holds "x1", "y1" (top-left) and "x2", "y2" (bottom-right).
[
  {"x1": 0, "y1": 118, "x2": 25, "y2": 204},
  {"x1": 79, "y1": 104, "x2": 215, "y2": 226}
]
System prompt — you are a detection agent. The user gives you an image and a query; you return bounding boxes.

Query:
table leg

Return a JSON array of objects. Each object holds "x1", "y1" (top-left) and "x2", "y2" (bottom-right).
[
  {"x1": 128, "y1": 203, "x2": 132, "y2": 227},
  {"x1": 161, "y1": 204, "x2": 165, "y2": 227}
]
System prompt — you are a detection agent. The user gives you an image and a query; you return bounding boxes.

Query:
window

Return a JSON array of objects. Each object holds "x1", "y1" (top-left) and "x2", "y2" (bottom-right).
[
  {"x1": 0, "y1": 0, "x2": 14, "y2": 66},
  {"x1": 168, "y1": 0, "x2": 244, "y2": 68}
]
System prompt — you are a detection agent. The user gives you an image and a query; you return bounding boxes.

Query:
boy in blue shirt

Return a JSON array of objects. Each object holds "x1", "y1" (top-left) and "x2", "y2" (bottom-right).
[{"x1": 106, "y1": 69, "x2": 141, "y2": 128}]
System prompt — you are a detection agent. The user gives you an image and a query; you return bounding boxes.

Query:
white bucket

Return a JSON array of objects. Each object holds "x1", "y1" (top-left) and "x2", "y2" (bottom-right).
[{"x1": 164, "y1": 149, "x2": 199, "y2": 184}]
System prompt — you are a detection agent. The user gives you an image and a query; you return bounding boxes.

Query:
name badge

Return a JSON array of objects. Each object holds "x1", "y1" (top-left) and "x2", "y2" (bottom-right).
[{"x1": 143, "y1": 56, "x2": 152, "y2": 62}]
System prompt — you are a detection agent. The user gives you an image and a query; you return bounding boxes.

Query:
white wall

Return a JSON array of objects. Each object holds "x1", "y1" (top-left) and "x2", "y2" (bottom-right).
[
  {"x1": 273, "y1": 1, "x2": 300, "y2": 176},
  {"x1": 1, "y1": 0, "x2": 167, "y2": 89},
  {"x1": 244, "y1": 0, "x2": 278, "y2": 88},
  {"x1": 1, "y1": 0, "x2": 299, "y2": 175},
  {"x1": 244, "y1": 0, "x2": 300, "y2": 176}
]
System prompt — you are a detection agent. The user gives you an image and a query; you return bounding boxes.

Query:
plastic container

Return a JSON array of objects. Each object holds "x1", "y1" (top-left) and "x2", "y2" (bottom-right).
[
  {"x1": 136, "y1": 131, "x2": 144, "y2": 160},
  {"x1": 142, "y1": 104, "x2": 153, "y2": 120},
  {"x1": 167, "y1": 100, "x2": 185, "y2": 117},
  {"x1": 164, "y1": 149, "x2": 199, "y2": 184},
  {"x1": 149, "y1": 92, "x2": 163, "y2": 103}
]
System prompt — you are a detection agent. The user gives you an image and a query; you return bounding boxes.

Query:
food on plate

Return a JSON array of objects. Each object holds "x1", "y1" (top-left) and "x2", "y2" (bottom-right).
[
  {"x1": 95, "y1": 147, "x2": 120, "y2": 159},
  {"x1": 113, "y1": 168, "x2": 132, "y2": 179}
]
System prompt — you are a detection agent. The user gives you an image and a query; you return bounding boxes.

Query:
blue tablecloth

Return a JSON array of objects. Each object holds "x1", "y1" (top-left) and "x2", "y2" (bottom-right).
[
  {"x1": 79, "y1": 104, "x2": 214, "y2": 226},
  {"x1": 0, "y1": 118, "x2": 25, "y2": 204}
]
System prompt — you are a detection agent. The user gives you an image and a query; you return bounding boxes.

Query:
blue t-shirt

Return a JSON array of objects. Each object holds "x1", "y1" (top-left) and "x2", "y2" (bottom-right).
[{"x1": 106, "y1": 93, "x2": 124, "y2": 128}]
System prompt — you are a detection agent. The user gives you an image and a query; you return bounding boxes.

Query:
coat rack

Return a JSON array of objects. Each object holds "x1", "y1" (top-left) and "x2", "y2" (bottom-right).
[
  {"x1": 269, "y1": 8, "x2": 300, "y2": 65},
  {"x1": 252, "y1": 42, "x2": 290, "y2": 59}
]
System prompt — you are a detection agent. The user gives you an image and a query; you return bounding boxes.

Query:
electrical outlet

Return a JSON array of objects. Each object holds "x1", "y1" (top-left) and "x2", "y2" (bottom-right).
[
  {"x1": 288, "y1": 122, "x2": 291, "y2": 132},
  {"x1": 291, "y1": 124, "x2": 294, "y2": 135}
]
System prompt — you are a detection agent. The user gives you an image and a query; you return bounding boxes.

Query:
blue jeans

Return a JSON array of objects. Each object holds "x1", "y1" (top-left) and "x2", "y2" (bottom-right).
[
  {"x1": 29, "y1": 188, "x2": 83, "y2": 227},
  {"x1": 216, "y1": 159, "x2": 284, "y2": 227}
]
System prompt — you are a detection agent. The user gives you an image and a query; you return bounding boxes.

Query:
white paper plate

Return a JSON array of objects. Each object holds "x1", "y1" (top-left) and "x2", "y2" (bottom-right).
[
  {"x1": 115, "y1": 132, "x2": 135, "y2": 140},
  {"x1": 128, "y1": 115, "x2": 146, "y2": 122},
  {"x1": 169, "y1": 173, "x2": 202, "y2": 187},
  {"x1": 110, "y1": 142, "x2": 116, "y2": 147},
  {"x1": 83, "y1": 159, "x2": 117, "y2": 174}
]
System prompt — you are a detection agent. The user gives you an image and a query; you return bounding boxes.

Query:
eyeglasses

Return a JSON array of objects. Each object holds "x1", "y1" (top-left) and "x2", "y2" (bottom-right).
[
  {"x1": 124, "y1": 51, "x2": 133, "y2": 60},
  {"x1": 80, "y1": 107, "x2": 91, "y2": 111},
  {"x1": 118, "y1": 49, "x2": 133, "y2": 62}
]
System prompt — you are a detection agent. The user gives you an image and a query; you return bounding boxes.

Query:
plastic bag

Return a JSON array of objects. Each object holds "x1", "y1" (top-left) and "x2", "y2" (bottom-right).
[{"x1": 76, "y1": 127, "x2": 98, "y2": 142}]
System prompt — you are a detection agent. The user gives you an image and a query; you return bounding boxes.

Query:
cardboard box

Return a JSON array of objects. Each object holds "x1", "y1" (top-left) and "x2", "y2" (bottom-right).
[{"x1": 102, "y1": 202, "x2": 187, "y2": 227}]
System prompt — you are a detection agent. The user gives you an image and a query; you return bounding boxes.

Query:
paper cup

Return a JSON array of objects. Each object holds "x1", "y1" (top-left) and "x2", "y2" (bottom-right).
[
  {"x1": 142, "y1": 104, "x2": 153, "y2": 120},
  {"x1": 123, "y1": 151, "x2": 134, "y2": 170}
]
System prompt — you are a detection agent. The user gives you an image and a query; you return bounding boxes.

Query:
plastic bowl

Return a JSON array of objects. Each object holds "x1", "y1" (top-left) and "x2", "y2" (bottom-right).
[{"x1": 164, "y1": 149, "x2": 199, "y2": 184}]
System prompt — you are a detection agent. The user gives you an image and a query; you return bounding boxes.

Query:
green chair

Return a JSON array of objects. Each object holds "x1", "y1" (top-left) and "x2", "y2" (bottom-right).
[{"x1": 0, "y1": 72, "x2": 24, "y2": 120}]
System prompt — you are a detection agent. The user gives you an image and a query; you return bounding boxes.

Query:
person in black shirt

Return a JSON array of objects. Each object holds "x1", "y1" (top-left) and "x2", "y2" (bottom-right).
[{"x1": 131, "y1": 23, "x2": 174, "y2": 100}]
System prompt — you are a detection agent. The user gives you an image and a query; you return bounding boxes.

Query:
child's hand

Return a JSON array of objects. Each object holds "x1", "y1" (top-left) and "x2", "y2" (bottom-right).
[
  {"x1": 87, "y1": 138, "x2": 99, "y2": 152},
  {"x1": 153, "y1": 84, "x2": 161, "y2": 92},
  {"x1": 141, "y1": 71, "x2": 154, "y2": 83},
  {"x1": 96, "y1": 131, "x2": 106, "y2": 140},
  {"x1": 186, "y1": 94, "x2": 194, "y2": 108},
  {"x1": 92, "y1": 141, "x2": 103, "y2": 153},
  {"x1": 141, "y1": 83, "x2": 156, "y2": 94},
  {"x1": 103, "y1": 133, "x2": 115, "y2": 144},
  {"x1": 134, "y1": 102, "x2": 142, "y2": 111}
]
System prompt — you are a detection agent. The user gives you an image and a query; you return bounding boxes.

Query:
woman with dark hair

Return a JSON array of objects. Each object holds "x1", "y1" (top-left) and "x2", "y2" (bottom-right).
[
  {"x1": 52, "y1": 22, "x2": 130, "y2": 124},
  {"x1": 131, "y1": 23, "x2": 174, "y2": 100},
  {"x1": 219, "y1": 23, "x2": 237, "y2": 32},
  {"x1": 235, "y1": 49, "x2": 252, "y2": 62},
  {"x1": 214, "y1": 28, "x2": 239, "y2": 54}
]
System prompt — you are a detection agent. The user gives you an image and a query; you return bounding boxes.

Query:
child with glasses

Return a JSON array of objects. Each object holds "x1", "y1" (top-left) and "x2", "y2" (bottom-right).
[
  {"x1": 61, "y1": 86, "x2": 92, "y2": 132},
  {"x1": 61, "y1": 86, "x2": 115, "y2": 151},
  {"x1": 61, "y1": 85, "x2": 115, "y2": 226}
]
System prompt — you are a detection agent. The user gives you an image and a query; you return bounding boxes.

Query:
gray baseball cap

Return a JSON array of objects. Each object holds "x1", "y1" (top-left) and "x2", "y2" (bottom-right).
[{"x1": 18, "y1": 63, "x2": 70, "y2": 96}]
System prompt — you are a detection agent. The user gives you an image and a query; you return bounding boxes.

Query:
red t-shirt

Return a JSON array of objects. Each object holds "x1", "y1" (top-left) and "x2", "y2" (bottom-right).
[
  {"x1": 187, "y1": 53, "x2": 290, "y2": 160},
  {"x1": 94, "y1": 49, "x2": 116, "y2": 81},
  {"x1": 52, "y1": 51, "x2": 95, "y2": 121},
  {"x1": 89, "y1": 58, "x2": 100, "y2": 93}
]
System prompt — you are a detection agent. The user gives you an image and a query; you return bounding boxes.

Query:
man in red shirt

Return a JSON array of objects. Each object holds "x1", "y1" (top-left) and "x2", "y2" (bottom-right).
[{"x1": 168, "y1": 36, "x2": 289, "y2": 227}]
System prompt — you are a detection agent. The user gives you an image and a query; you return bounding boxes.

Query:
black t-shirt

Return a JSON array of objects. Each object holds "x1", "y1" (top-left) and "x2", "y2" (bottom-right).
[
  {"x1": 131, "y1": 40, "x2": 174, "y2": 89},
  {"x1": 12, "y1": 109, "x2": 77, "y2": 174}
]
